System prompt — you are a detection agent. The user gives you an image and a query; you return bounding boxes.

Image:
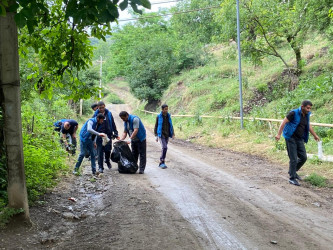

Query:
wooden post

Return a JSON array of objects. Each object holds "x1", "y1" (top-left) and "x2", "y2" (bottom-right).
[
  {"x1": 79, "y1": 99, "x2": 83, "y2": 116},
  {"x1": 268, "y1": 121, "x2": 273, "y2": 137}
]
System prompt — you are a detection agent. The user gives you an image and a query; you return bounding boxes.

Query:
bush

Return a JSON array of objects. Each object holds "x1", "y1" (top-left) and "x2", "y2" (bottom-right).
[
  {"x1": 21, "y1": 98, "x2": 68, "y2": 202},
  {"x1": 0, "y1": 207, "x2": 24, "y2": 228},
  {"x1": 103, "y1": 92, "x2": 124, "y2": 104},
  {"x1": 304, "y1": 173, "x2": 327, "y2": 187}
]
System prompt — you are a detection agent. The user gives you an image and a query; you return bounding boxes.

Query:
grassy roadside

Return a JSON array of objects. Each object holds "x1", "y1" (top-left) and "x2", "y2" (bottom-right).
[
  {"x1": 107, "y1": 83, "x2": 333, "y2": 186},
  {"x1": 137, "y1": 109, "x2": 333, "y2": 182},
  {"x1": 107, "y1": 35, "x2": 333, "y2": 186}
]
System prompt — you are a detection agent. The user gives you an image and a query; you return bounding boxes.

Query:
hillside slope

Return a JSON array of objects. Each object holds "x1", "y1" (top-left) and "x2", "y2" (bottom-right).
[{"x1": 136, "y1": 36, "x2": 333, "y2": 181}]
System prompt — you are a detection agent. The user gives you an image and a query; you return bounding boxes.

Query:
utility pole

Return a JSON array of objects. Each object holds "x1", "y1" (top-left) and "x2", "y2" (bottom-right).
[
  {"x1": 96, "y1": 56, "x2": 105, "y2": 100},
  {"x1": 236, "y1": 0, "x2": 244, "y2": 129}
]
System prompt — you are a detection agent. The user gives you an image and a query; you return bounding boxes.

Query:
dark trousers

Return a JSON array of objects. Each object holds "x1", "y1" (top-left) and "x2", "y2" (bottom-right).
[
  {"x1": 97, "y1": 139, "x2": 111, "y2": 170},
  {"x1": 285, "y1": 137, "x2": 307, "y2": 179},
  {"x1": 131, "y1": 139, "x2": 146, "y2": 171},
  {"x1": 75, "y1": 139, "x2": 96, "y2": 174},
  {"x1": 159, "y1": 136, "x2": 169, "y2": 163}
]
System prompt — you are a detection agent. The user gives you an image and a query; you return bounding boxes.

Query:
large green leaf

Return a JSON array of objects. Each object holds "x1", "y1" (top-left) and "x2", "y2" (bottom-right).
[
  {"x1": 139, "y1": 0, "x2": 151, "y2": 9},
  {"x1": 26, "y1": 20, "x2": 35, "y2": 34},
  {"x1": 119, "y1": 0, "x2": 128, "y2": 11},
  {"x1": 130, "y1": 2, "x2": 142, "y2": 14},
  {"x1": 14, "y1": 12, "x2": 27, "y2": 28},
  {"x1": 8, "y1": 2, "x2": 19, "y2": 12},
  {"x1": 0, "y1": 4, "x2": 6, "y2": 17}
]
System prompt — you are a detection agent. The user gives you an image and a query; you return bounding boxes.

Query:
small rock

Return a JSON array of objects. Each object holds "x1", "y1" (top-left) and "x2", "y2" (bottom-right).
[
  {"x1": 52, "y1": 209, "x2": 60, "y2": 214},
  {"x1": 312, "y1": 202, "x2": 321, "y2": 207},
  {"x1": 270, "y1": 240, "x2": 277, "y2": 244},
  {"x1": 79, "y1": 213, "x2": 88, "y2": 219},
  {"x1": 63, "y1": 212, "x2": 75, "y2": 220}
]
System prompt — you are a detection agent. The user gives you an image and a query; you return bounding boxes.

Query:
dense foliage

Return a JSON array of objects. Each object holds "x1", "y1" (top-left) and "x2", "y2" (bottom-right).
[
  {"x1": 0, "y1": 93, "x2": 75, "y2": 210},
  {"x1": 96, "y1": 12, "x2": 210, "y2": 105},
  {"x1": 215, "y1": 0, "x2": 333, "y2": 71},
  {"x1": 1, "y1": 0, "x2": 333, "y2": 214},
  {"x1": 21, "y1": 96, "x2": 72, "y2": 202}
]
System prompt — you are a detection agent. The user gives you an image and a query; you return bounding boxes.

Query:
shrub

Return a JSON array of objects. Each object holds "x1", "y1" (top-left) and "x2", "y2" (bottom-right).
[
  {"x1": 0, "y1": 207, "x2": 24, "y2": 228},
  {"x1": 304, "y1": 173, "x2": 327, "y2": 187}
]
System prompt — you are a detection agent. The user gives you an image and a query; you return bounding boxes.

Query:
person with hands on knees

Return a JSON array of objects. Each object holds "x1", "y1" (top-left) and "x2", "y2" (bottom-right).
[
  {"x1": 61, "y1": 119, "x2": 78, "y2": 155},
  {"x1": 154, "y1": 104, "x2": 174, "y2": 169},
  {"x1": 275, "y1": 100, "x2": 320, "y2": 186},
  {"x1": 73, "y1": 113, "x2": 107, "y2": 175},
  {"x1": 118, "y1": 111, "x2": 146, "y2": 174}
]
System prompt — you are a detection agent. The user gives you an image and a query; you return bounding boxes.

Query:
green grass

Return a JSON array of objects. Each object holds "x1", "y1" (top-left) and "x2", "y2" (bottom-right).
[
  {"x1": 133, "y1": 34, "x2": 333, "y2": 181},
  {"x1": 104, "y1": 92, "x2": 124, "y2": 104},
  {"x1": 0, "y1": 207, "x2": 24, "y2": 228},
  {"x1": 304, "y1": 173, "x2": 327, "y2": 187}
]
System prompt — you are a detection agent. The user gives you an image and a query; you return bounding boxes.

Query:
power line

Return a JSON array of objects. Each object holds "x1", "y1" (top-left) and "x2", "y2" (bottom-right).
[
  {"x1": 118, "y1": 5, "x2": 221, "y2": 22},
  {"x1": 150, "y1": 0, "x2": 182, "y2": 5}
]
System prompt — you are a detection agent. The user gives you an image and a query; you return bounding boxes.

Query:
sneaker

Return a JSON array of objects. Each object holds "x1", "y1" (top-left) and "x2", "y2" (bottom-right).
[
  {"x1": 295, "y1": 173, "x2": 302, "y2": 181},
  {"x1": 289, "y1": 179, "x2": 300, "y2": 186},
  {"x1": 159, "y1": 163, "x2": 167, "y2": 169},
  {"x1": 139, "y1": 170, "x2": 144, "y2": 174},
  {"x1": 106, "y1": 161, "x2": 112, "y2": 169},
  {"x1": 72, "y1": 169, "x2": 78, "y2": 175},
  {"x1": 98, "y1": 168, "x2": 104, "y2": 174}
]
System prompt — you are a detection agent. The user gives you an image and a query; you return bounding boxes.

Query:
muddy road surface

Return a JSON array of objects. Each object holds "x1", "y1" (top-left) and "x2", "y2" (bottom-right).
[{"x1": 1, "y1": 104, "x2": 333, "y2": 250}]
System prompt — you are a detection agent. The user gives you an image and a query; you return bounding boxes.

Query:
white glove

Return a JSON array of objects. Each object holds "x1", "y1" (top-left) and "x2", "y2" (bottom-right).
[{"x1": 102, "y1": 136, "x2": 110, "y2": 146}]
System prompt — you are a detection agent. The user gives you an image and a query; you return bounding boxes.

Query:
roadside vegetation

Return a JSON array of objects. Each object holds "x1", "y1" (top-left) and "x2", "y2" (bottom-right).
[
  {"x1": 96, "y1": 1, "x2": 333, "y2": 185},
  {"x1": 1, "y1": 0, "x2": 333, "y2": 225},
  {"x1": 136, "y1": 34, "x2": 333, "y2": 183}
]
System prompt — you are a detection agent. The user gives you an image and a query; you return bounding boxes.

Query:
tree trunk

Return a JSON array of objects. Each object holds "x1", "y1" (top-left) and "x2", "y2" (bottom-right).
[
  {"x1": 0, "y1": 13, "x2": 29, "y2": 219},
  {"x1": 287, "y1": 36, "x2": 302, "y2": 73},
  {"x1": 79, "y1": 99, "x2": 83, "y2": 116},
  {"x1": 294, "y1": 47, "x2": 302, "y2": 72}
]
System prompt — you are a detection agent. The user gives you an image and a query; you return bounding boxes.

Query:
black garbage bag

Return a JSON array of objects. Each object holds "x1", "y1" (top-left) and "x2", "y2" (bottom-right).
[
  {"x1": 111, "y1": 144, "x2": 121, "y2": 162},
  {"x1": 111, "y1": 141, "x2": 138, "y2": 174}
]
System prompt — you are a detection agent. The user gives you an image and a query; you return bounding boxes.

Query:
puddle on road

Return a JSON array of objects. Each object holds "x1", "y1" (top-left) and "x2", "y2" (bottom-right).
[{"x1": 147, "y1": 159, "x2": 247, "y2": 250}]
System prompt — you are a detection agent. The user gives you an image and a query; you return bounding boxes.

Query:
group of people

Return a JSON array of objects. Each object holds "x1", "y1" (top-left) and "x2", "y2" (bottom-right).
[
  {"x1": 55, "y1": 102, "x2": 175, "y2": 176},
  {"x1": 55, "y1": 99, "x2": 320, "y2": 187}
]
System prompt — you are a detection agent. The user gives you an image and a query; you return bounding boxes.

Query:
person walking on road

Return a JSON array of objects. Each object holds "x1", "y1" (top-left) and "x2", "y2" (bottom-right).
[
  {"x1": 119, "y1": 111, "x2": 147, "y2": 174},
  {"x1": 93, "y1": 101, "x2": 119, "y2": 173},
  {"x1": 154, "y1": 104, "x2": 175, "y2": 169},
  {"x1": 275, "y1": 100, "x2": 320, "y2": 186},
  {"x1": 61, "y1": 119, "x2": 78, "y2": 155},
  {"x1": 73, "y1": 114, "x2": 106, "y2": 175}
]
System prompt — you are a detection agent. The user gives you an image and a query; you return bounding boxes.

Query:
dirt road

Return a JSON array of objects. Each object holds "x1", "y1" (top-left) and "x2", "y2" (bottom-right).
[{"x1": 1, "y1": 104, "x2": 333, "y2": 249}]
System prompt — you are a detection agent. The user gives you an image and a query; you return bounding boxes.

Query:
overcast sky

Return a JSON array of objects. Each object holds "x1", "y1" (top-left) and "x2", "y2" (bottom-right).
[{"x1": 117, "y1": 1, "x2": 178, "y2": 23}]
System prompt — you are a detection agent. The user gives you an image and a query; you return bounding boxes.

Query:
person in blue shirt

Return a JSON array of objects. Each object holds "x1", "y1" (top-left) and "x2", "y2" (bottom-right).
[
  {"x1": 93, "y1": 101, "x2": 119, "y2": 173},
  {"x1": 154, "y1": 104, "x2": 175, "y2": 169},
  {"x1": 275, "y1": 100, "x2": 320, "y2": 186},
  {"x1": 73, "y1": 113, "x2": 107, "y2": 175},
  {"x1": 119, "y1": 111, "x2": 146, "y2": 174},
  {"x1": 61, "y1": 119, "x2": 78, "y2": 154}
]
